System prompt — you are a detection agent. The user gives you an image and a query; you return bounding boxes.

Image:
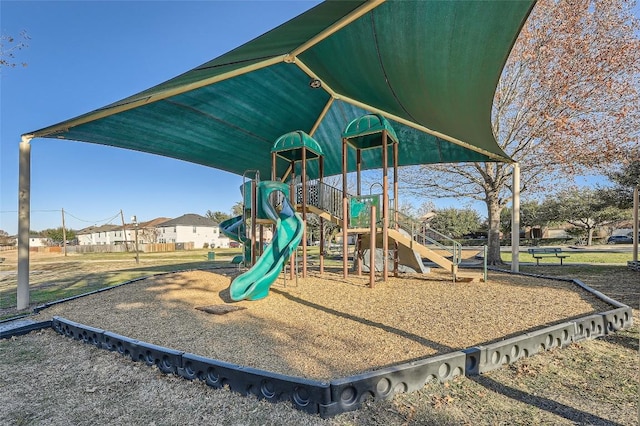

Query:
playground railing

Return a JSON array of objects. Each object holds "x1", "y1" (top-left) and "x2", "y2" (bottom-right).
[
  {"x1": 390, "y1": 210, "x2": 462, "y2": 266},
  {"x1": 295, "y1": 180, "x2": 347, "y2": 220}
]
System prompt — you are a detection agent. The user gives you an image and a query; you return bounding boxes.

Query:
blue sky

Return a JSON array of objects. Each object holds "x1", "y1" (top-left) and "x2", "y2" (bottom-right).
[
  {"x1": 1, "y1": 1, "x2": 320, "y2": 234},
  {"x1": 1, "y1": 1, "x2": 638, "y2": 235}
]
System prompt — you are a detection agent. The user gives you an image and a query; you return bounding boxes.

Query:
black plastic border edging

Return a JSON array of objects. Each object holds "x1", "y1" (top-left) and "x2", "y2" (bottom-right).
[
  {"x1": 0, "y1": 313, "x2": 31, "y2": 324},
  {"x1": 0, "y1": 320, "x2": 52, "y2": 339},
  {"x1": 50, "y1": 316, "x2": 332, "y2": 415},
  {"x1": 570, "y1": 278, "x2": 626, "y2": 308}
]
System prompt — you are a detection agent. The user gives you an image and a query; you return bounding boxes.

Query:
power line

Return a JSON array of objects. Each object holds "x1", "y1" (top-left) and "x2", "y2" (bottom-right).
[
  {"x1": 63, "y1": 210, "x2": 121, "y2": 224},
  {"x1": 1, "y1": 209, "x2": 124, "y2": 226},
  {"x1": 0, "y1": 209, "x2": 60, "y2": 213}
]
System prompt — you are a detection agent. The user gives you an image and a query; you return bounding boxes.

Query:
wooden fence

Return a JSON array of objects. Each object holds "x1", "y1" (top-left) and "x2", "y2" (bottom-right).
[{"x1": 29, "y1": 242, "x2": 195, "y2": 254}]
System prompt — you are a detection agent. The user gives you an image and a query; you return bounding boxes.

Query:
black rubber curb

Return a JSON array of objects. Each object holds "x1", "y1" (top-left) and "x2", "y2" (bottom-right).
[
  {"x1": 0, "y1": 320, "x2": 52, "y2": 339},
  {"x1": 0, "y1": 313, "x2": 31, "y2": 324},
  {"x1": 5, "y1": 267, "x2": 635, "y2": 418}
]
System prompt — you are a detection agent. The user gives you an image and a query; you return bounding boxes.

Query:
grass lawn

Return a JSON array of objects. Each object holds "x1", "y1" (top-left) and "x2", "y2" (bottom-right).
[{"x1": 501, "y1": 250, "x2": 633, "y2": 265}]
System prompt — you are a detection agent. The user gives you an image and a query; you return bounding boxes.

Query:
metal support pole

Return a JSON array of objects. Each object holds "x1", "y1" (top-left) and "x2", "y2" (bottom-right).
[
  {"x1": 370, "y1": 205, "x2": 376, "y2": 288},
  {"x1": 17, "y1": 137, "x2": 31, "y2": 310},
  {"x1": 319, "y1": 156, "x2": 325, "y2": 275},
  {"x1": 61, "y1": 208, "x2": 67, "y2": 256},
  {"x1": 393, "y1": 141, "x2": 399, "y2": 277},
  {"x1": 289, "y1": 165, "x2": 298, "y2": 282},
  {"x1": 356, "y1": 150, "x2": 361, "y2": 196},
  {"x1": 271, "y1": 152, "x2": 276, "y2": 181},
  {"x1": 511, "y1": 163, "x2": 520, "y2": 272},
  {"x1": 251, "y1": 179, "x2": 257, "y2": 266},
  {"x1": 342, "y1": 138, "x2": 348, "y2": 279},
  {"x1": 382, "y1": 131, "x2": 389, "y2": 281},
  {"x1": 633, "y1": 186, "x2": 638, "y2": 263},
  {"x1": 134, "y1": 221, "x2": 139, "y2": 264},
  {"x1": 301, "y1": 147, "x2": 307, "y2": 278},
  {"x1": 483, "y1": 245, "x2": 488, "y2": 283}
]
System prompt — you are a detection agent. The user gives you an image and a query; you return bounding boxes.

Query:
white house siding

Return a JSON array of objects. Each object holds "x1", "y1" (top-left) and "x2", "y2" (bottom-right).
[
  {"x1": 29, "y1": 237, "x2": 49, "y2": 247},
  {"x1": 158, "y1": 226, "x2": 177, "y2": 244},
  {"x1": 77, "y1": 225, "x2": 121, "y2": 245},
  {"x1": 77, "y1": 234, "x2": 94, "y2": 245},
  {"x1": 177, "y1": 225, "x2": 214, "y2": 248},
  {"x1": 157, "y1": 225, "x2": 229, "y2": 248}
]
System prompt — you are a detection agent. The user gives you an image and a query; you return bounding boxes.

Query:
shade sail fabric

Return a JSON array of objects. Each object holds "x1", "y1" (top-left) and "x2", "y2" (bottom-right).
[{"x1": 26, "y1": 0, "x2": 535, "y2": 180}]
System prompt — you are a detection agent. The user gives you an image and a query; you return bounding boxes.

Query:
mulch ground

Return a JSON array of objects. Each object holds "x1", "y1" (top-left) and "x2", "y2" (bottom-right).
[{"x1": 33, "y1": 268, "x2": 613, "y2": 380}]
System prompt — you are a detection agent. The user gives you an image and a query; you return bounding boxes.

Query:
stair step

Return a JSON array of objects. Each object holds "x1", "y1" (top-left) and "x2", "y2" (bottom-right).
[{"x1": 455, "y1": 271, "x2": 485, "y2": 283}]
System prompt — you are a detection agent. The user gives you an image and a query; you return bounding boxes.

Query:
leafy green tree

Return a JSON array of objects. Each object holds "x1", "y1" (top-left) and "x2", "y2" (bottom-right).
[
  {"x1": 599, "y1": 150, "x2": 640, "y2": 209},
  {"x1": 501, "y1": 200, "x2": 548, "y2": 237},
  {"x1": 205, "y1": 210, "x2": 231, "y2": 224},
  {"x1": 231, "y1": 202, "x2": 244, "y2": 217},
  {"x1": 42, "y1": 227, "x2": 76, "y2": 244},
  {"x1": 429, "y1": 208, "x2": 482, "y2": 239},
  {"x1": 539, "y1": 188, "x2": 630, "y2": 245}
]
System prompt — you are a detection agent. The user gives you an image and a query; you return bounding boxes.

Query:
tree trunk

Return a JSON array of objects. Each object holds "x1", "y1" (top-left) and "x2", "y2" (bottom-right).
[{"x1": 486, "y1": 195, "x2": 505, "y2": 265}]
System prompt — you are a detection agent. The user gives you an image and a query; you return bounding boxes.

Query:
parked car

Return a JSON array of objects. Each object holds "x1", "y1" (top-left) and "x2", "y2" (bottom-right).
[{"x1": 607, "y1": 235, "x2": 633, "y2": 244}]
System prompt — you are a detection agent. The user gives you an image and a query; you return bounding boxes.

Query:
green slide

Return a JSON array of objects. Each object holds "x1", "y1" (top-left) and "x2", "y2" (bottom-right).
[
  {"x1": 229, "y1": 182, "x2": 304, "y2": 301},
  {"x1": 219, "y1": 215, "x2": 251, "y2": 262}
]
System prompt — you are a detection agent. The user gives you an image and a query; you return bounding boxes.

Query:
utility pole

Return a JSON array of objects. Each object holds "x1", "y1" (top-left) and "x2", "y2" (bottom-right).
[
  {"x1": 132, "y1": 215, "x2": 139, "y2": 264},
  {"x1": 120, "y1": 210, "x2": 129, "y2": 252},
  {"x1": 61, "y1": 208, "x2": 67, "y2": 257}
]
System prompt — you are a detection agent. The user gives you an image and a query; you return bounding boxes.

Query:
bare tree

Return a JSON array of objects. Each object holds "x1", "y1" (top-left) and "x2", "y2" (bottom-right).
[
  {"x1": 400, "y1": 0, "x2": 640, "y2": 264},
  {"x1": 138, "y1": 226, "x2": 160, "y2": 244},
  {"x1": 0, "y1": 31, "x2": 29, "y2": 69}
]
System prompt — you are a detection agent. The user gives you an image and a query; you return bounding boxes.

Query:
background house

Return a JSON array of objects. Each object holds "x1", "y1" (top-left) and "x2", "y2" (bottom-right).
[
  {"x1": 136, "y1": 217, "x2": 171, "y2": 244},
  {"x1": 77, "y1": 224, "x2": 122, "y2": 245},
  {"x1": 28, "y1": 235, "x2": 50, "y2": 247},
  {"x1": 156, "y1": 213, "x2": 229, "y2": 248}
]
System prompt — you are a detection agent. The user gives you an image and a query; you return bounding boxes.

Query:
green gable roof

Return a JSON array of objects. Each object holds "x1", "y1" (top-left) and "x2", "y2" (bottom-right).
[
  {"x1": 272, "y1": 131, "x2": 324, "y2": 162},
  {"x1": 343, "y1": 114, "x2": 399, "y2": 150}
]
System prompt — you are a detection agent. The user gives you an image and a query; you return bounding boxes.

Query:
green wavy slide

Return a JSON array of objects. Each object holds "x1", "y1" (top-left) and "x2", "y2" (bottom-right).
[{"x1": 229, "y1": 182, "x2": 304, "y2": 301}]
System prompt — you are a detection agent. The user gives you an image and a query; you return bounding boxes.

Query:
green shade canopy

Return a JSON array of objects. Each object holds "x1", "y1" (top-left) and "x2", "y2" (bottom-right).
[
  {"x1": 272, "y1": 131, "x2": 324, "y2": 162},
  {"x1": 25, "y1": 0, "x2": 535, "y2": 180},
  {"x1": 343, "y1": 113, "x2": 399, "y2": 150}
]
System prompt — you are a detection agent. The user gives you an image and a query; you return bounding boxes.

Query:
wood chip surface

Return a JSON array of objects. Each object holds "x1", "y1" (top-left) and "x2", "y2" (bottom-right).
[{"x1": 33, "y1": 268, "x2": 613, "y2": 380}]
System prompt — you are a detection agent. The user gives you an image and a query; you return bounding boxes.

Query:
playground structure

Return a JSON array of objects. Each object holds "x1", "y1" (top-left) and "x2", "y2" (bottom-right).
[
  {"x1": 221, "y1": 116, "x2": 486, "y2": 301},
  {"x1": 12, "y1": 1, "x2": 635, "y2": 419}
]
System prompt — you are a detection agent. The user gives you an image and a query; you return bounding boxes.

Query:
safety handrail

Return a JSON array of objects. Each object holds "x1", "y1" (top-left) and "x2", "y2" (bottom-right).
[
  {"x1": 390, "y1": 209, "x2": 462, "y2": 266},
  {"x1": 294, "y1": 180, "x2": 348, "y2": 220}
]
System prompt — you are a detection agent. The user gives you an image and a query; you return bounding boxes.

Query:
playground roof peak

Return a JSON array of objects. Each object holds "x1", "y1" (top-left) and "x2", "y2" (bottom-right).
[
  {"x1": 272, "y1": 131, "x2": 324, "y2": 162},
  {"x1": 24, "y1": 0, "x2": 535, "y2": 179},
  {"x1": 343, "y1": 113, "x2": 399, "y2": 150}
]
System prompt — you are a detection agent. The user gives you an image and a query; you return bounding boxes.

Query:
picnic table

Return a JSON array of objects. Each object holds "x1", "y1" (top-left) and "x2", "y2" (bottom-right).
[{"x1": 527, "y1": 248, "x2": 569, "y2": 265}]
